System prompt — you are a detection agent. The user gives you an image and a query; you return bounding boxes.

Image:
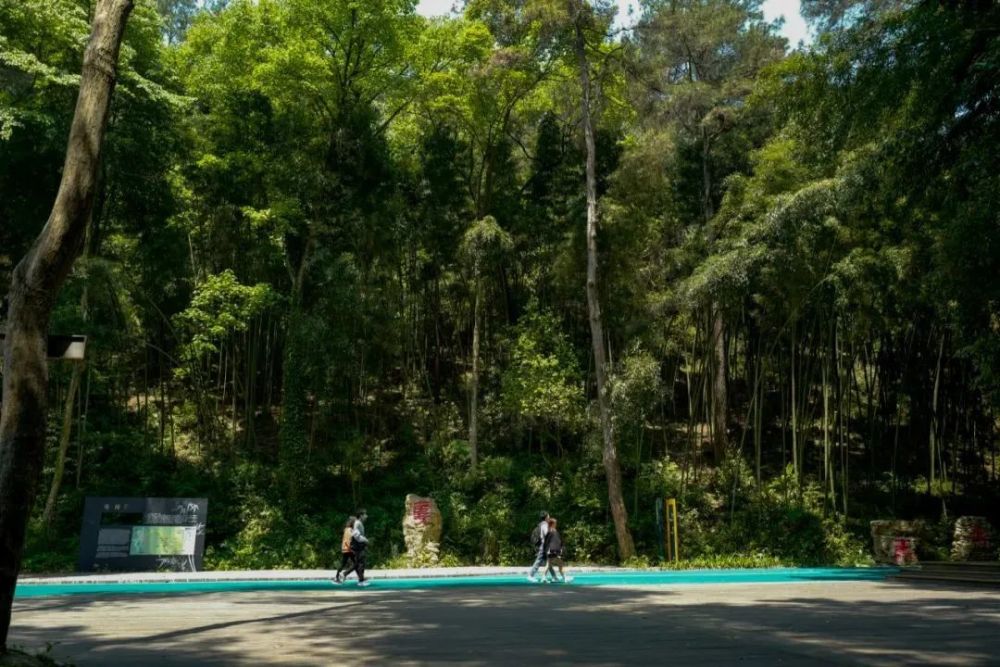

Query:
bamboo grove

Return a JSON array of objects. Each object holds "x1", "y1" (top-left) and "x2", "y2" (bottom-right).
[{"x1": 1, "y1": 0, "x2": 998, "y2": 570}]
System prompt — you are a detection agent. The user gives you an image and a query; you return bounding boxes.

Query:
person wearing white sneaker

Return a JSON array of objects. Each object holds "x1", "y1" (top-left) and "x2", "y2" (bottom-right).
[
  {"x1": 527, "y1": 511, "x2": 550, "y2": 582},
  {"x1": 351, "y1": 509, "x2": 370, "y2": 585},
  {"x1": 543, "y1": 517, "x2": 567, "y2": 583}
]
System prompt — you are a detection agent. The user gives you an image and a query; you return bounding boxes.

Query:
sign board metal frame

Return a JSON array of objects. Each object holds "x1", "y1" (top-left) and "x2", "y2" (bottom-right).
[
  {"x1": 0, "y1": 333, "x2": 87, "y2": 361},
  {"x1": 78, "y1": 496, "x2": 208, "y2": 573}
]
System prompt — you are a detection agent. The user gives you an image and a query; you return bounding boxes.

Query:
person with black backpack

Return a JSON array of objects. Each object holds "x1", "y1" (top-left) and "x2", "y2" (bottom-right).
[{"x1": 527, "y1": 511, "x2": 550, "y2": 582}]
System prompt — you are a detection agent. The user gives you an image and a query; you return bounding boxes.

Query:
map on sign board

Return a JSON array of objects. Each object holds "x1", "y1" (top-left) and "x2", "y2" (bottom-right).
[{"x1": 129, "y1": 526, "x2": 197, "y2": 556}]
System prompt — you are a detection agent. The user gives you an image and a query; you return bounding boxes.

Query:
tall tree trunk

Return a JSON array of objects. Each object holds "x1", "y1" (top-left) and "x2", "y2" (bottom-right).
[
  {"x1": 279, "y1": 233, "x2": 313, "y2": 482},
  {"x1": 791, "y1": 324, "x2": 799, "y2": 484},
  {"x1": 572, "y1": 1, "x2": 634, "y2": 560},
  {"x1": 702, "y1": 126, "x2": 728, "y2": 464},
  {"x1": 469, "y1": 284, "x2": 481, "y2": 468},
  {"x1": 41, "y1": 364, "x2": 83, "y2": 527},
  {"x1": 711, "y1": 308, "x2": 727, "y2": 463},
  {"x1": 929, "y1": 333, "x2": 945, "y2": 496},
  {"x1": 0, "y1": 0, "x2": 133, "y2": 648},
  {"x1": 822, "y1": 344, "x2": 834, "y2": 513},
  {"x1": 753, "y1": 343, "x2": 762, "y2": 486},
  {"x1": 76, "y1": 365, "x2": 91, "y2": 487}
]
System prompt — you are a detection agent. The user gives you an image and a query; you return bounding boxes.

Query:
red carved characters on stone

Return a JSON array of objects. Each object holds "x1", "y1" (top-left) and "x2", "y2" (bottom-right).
[
  {"x1": 893, "y1": 537, "x2": 917, "y2": 566},
  {"x1": 412, "y1": 499, "x2": 431, "y2": 525}
]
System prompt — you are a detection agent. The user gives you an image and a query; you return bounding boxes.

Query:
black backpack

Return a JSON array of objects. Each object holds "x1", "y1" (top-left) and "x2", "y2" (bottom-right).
[{"x1": 530, "y1": 524, "x2": 543, "y2": 548}]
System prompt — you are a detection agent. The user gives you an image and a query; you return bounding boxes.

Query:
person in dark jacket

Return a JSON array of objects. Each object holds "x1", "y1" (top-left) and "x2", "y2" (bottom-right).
[{"x1": 543, "y1": 517, "x2": 569, "y2": 582}]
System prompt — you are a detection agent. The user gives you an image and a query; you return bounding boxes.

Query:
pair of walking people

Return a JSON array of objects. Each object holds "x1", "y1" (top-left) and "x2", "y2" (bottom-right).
[
  {"x1": 334, "y1": 509, "x2": 370, "y2": 586},
  {"x1": 528, "y1": 511, "x2": 569, "y2": 583}
]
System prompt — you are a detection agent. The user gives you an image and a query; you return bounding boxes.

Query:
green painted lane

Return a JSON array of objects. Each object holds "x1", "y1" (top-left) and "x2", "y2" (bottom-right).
[{"x1": 15, "y1": 567, "x2": 897, "y2": 598}]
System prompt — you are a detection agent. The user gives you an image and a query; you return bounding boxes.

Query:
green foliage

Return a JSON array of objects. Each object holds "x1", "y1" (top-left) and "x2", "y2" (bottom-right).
[
  {"x1": 501, "y1": 310, "x2": 585, "y2": 431},
  {"x1": 21, "y1": 521, "x2": 76, "y2": 574},
  {"x1": 659, "y1": 553, "x2": 788, "y2": 570},
  {"x1": 459, "y1": 216, "x2": 513, "y2": 275},
  {"x1": 174, "y1": 270, "x2": 276, "y2": 368},
  {"x1": 207, "y1": 507, "x2": 339, "y2": 570},
  {"x1": 9, "y1": 0, "x2": 1000, "y2": 576}
]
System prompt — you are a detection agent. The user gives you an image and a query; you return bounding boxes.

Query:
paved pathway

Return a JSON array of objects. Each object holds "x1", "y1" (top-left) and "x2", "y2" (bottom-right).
[
  {"x1": 17, "y1": 566, "x2": 618, "y2": 585},
  {"x1": 10, "y1": 579, "x2": 1000, "y2": 665}
]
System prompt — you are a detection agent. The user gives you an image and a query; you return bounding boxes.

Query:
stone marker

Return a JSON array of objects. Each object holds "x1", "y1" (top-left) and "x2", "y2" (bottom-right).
[
  {"x1": 951, "y1": 516, "x2": 995, "y2": 561},
  {"x1": 871, "y1": 520, "x2": 924, "y2": 565},
  {"x1": 403, "y1": 494, "x2": 442, "y2": 565}
]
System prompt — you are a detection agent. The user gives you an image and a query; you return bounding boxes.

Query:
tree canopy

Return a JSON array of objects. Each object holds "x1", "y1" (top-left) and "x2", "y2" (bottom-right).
[{"x1": 2, "y1": 0, "x2": 999, "y2": 571}]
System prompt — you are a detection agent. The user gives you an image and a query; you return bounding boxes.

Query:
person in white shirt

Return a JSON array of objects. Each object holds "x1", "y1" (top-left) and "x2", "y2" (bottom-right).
[
  {"x1": 351, "y1": 509, "x2": 370, "y2": 586},
  {"x1": 528, "y1": 511, "x2": 550, "y2": 581}
]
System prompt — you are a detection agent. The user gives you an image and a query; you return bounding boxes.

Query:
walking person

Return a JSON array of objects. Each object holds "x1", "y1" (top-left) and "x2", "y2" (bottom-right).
[
  {"x1": 528, "y1": 511, "x2": 550, "y2": 582},
  {"x1": 352, "y1": 509, "x2": 370, "y2": 586},
  {"x1": 543, "y1": 517, "x2": 569, "y2": 583},
  {"x1": 333, "y1": 516, "x2": 357, "y2": 584}
]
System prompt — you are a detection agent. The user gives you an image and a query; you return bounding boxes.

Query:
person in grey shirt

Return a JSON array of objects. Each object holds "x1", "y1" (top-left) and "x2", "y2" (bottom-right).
[
  {"x1": 351, "y1": 509, "x2": 370, "y2": 586},
  {"x1": 528, "y1": 511, "x2": 550, "y2": 581}
]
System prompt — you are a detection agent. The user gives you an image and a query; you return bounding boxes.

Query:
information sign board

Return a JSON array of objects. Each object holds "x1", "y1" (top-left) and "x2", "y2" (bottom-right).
[{"x1": 78, "y1": 497, "x2": 207, "y2": 572}]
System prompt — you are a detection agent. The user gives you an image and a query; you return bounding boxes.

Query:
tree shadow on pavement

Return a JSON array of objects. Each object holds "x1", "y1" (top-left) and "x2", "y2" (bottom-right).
[{"x1": 9, "y1": 581, "x2": 1000, "y2": 666}]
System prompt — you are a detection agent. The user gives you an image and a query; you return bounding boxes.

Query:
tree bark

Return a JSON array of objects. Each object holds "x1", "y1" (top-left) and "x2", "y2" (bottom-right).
[
  {"x1": 702, "y1": 126, "x2": 727, "y2": 464},
  {"x1": 711, "y1": 308, "x2": 727, "y2": 463},
  {"x1": 753, "y1": 337, "x2": 762, "y2": 485},
  {"x1": 469, "y1": 284, "x2": 480, "y2": 468},
  {"x1": 0, "y1": 0, "x2": 133, "y2": 649},
  {"x1": 41, "y1": 364, "x2": 83, "y2": 528},
  {"x1": 572, "y1": 1, "x2": 634, "y2": 560},
  {"x1": 929, "y1": 333, "x2": 945, "y2": 495},
  {"x1": 822, "y1": 346, "x2": 834, "y2": 512},
  {"x1": 279, "y1": 232, "x2": 313, "y2": 477},
  {"x1": 791, "y1": 324, "x2": 799, "y2": 484}
]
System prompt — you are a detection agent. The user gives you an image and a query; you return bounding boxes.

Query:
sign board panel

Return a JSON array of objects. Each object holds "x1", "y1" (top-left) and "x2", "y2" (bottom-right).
[{"x1": 78, "y1": 497, "x2": 207, "y2": 572}]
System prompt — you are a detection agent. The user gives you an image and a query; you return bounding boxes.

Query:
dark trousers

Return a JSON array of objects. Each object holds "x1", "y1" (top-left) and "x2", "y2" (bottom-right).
[
  {"x1": 337, "y1": 552, "x2": 357, "y2": 578},
  {"x1": 354, "y1": 549, "x2": 367, "y2": 582}
]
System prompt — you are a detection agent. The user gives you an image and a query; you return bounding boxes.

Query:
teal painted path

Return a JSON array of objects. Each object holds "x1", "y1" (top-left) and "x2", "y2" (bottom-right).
[{"x1": 15, "y1": 566, "x2": 895, "y2": 598}]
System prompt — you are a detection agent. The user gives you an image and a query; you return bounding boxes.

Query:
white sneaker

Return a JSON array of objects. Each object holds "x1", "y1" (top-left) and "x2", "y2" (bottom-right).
[
  {"x1": 526, "y1": 575, "x2": 537, "y2": 583},
  {"x1": 358, "y1": 580, "x2": 371, "y2": 587},
  {"x1": 562, "y1": 576, "x2": 573, "y2": 583}
]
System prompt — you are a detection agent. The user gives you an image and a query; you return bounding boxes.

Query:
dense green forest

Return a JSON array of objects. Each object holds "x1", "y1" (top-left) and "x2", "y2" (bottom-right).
[{"x1": 2, "y1": 0, "x2": 998, "y2": 572}]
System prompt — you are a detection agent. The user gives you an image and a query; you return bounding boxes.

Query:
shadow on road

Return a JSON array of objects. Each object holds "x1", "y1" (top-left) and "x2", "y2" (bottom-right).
[{"x1": 10, "y1": 581, "x2": 1000, "y2": 665}]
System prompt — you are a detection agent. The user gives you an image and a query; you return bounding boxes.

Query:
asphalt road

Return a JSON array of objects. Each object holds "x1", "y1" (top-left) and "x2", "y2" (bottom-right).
[{"x1": 10, "y1": 580, "x2": 1000, "y2": 665}]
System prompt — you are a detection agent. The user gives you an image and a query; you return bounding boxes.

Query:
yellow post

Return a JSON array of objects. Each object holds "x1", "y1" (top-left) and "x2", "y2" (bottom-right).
[
  {"x1": 664, "y1": 498, "x2": 671, "y2": 561},
  {"x1": 666, "y1": 498, "x2": 679, "y2": 562}
]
